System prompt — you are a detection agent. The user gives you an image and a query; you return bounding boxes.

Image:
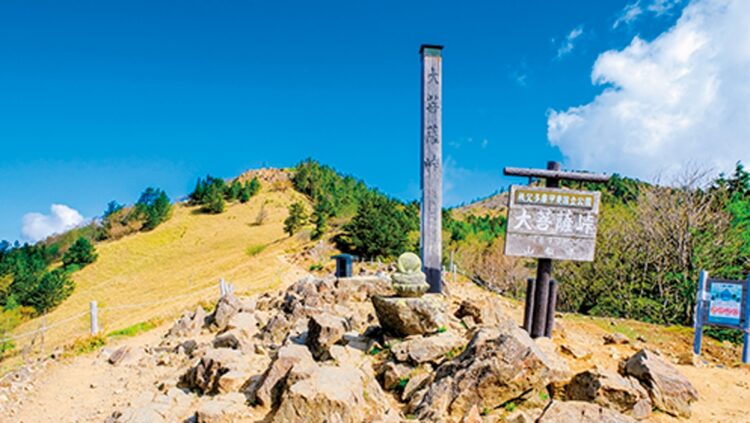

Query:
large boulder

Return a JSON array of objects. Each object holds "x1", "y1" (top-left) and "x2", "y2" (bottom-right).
[
  {"x1": 540, "y1": 401, "x2": 637, "y2": 423},
  {"x1": 390, "y1": 331, "x2": 465, "y2": 364},
  {"x1": 194, "y1": 393, "x2": 249, "y2": 423},
  {"x1": 414, "y1": 326, "x2": 554, "y2": 420},
  {"x1": 248, "y1": 344, "x2": 316, "y2": 407},
  {"x1": 372, "y1": 294, "x2": 448, "y2": 337},
  {"x1": 454, "y1": 297, "x2": 514, "y2": 328},
  {"x1": 563, "y1": 367, "x2": 651, "y2": 420},
  {"x1": 306, "y1": 313, "x2": 349, "y2": 360},
  {"x1": 167, "y1": 307, "x2": 208, "y2": 338},
  {"x1": 208, "y1": 294, "x2": 244, "y2": 332},
  {"x1": 620, "y1": 349, "x2": 698, "y2": 418},
  {"x1": 271, "y1": 363, "x2": 396, "y2": 423}
]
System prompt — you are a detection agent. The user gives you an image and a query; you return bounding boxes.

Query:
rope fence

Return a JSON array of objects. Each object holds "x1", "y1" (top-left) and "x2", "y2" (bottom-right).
[{"x1": 0, "y1": 278, "x2": 235, "y2": 356}]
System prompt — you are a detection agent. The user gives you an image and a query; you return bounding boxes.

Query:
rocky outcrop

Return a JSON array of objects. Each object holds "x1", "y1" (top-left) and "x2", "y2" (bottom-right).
[
  {"x1": 305, "y1": 313, "x2": 349, "y2": 360},
  {"x1": 271, "y1": 363, "x2": 396, "y2": 423},
  {"x1": 563, "y1": 367, "x2": 651, "y2": 420},
  {"x1": 620, "y1": 349, "x2": 698, "y2": 418},
  {"x1": 248, "y1": 344, "x2": 315, "y2": 407},
  {"x1": 167, "y1": 307, "x2": 208, "y2": 338},
  {"x1": 390, "y1": 331, "x2": 465, "y2": 364},
  {"x1": 413, "y1": 326, "x2": 554, "y2": 420},
  {"x1": 372, "y1": 295, "x2": 448, "y2": 337},
  {"x1": 207, "y1": 295, "x2": 244, "y2": 332},
  {"x1": 180, "y1": 349, "x2": 251, "y2": 395},
  {"x1": 540, "y1": 401, "x2": 638, "y2": 423}
]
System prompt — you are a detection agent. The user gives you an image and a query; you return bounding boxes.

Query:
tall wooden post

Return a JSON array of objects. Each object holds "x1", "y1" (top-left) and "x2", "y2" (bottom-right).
[
  {"x1": 420, "y1": 44, "x2": 443, "y2": 293},
  {"x1": 90, "y1": 301, "x2": 99, "y2": 335}
]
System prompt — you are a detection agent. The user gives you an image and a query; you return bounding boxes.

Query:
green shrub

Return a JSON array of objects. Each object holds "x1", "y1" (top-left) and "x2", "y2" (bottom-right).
[
  {"x1": 246, "y1": 244, "x2": 267, "y2": 257},
  {"x1": 62, "y1": 237, "x2": 98, "y2": 269}
]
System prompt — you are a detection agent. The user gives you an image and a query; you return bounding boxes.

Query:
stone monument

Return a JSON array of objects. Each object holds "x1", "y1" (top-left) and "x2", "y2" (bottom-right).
[
  {"x1": 372, "y1": 252, "x2": 447, "y2": 337},
  {"x1": 392, "y1": 252, "x2": 430, "y2": 297}
]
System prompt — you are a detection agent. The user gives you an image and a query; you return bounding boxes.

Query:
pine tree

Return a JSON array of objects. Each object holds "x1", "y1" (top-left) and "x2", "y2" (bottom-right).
[
  {"x1": 283, "y1": 202, "x2": 308, "y2": 236},
  {"x1": 205, "y1": 184, "x2": 225, "y2": 214},
  {"x1": 62, "y1": 237, "x2": 98, "y2": 269},
  {"x1": 228, "y1": 180, "x2": 243, "y2": 201}
]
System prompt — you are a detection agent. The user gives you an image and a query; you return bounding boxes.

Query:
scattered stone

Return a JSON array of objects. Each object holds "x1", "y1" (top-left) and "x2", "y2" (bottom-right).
[
  {"x1": 535, "y1": 337, "x2": 572, "y2": 384},
  {"x1": 372, "y1": 294, "x2": 447, "y2": 337},
  {"x1": 380, "y1": 361, "x2": 413, "y2": 391},
  {"x1": 249, "y1": 344, "x2": 315, "y2": 406},
  {"x1": 306, "y1": 313, "x2": 349, "y2": 360},
  {"x1": 271, "y1": 364, "x2": 395, "y2": 423},
  {"x1": 454, "y1": 297, "x2": 513, "y2": 328},
  {"x1": 563, "y1": 367, "x2": 651, "y2": 419},
  {"x1": 462, "y1": 404, "x2": 483, "y2": 423},
  {"x1": 175, "y1": 340, "x2": 199, "y2": 356},
  {"x1": 620, "y1": 349, "x2": 698, "y2": 418},
  {"x1": 208, "y1": 294, "x2": 243, "y2": 332},
  {"x1": 168, "y1": 307, "x2": 208, "y2": 338},
  {"x1": 561, "y1": 343, "x2": 593, "y2": 360},
  {"x1": 414, "y1": 326, "x2": 553, "y2": 420},
  {"x1": 402, "y1": 372, "x2": 431, "y2": 402},
  {"x1": 604, "y1": 333, "x2": 630, "y2": 345},
  {"x1": 341, "y1": 331, "x2": 374, "y2": 352},
  {"x1": 195, "y1": 392, "x2": 248, "y2": 423},
  {"x1": 676, "y1": 351, "x2": 704, "y2": 367},
  {"x1": 390, "y1": 331, "x2": 465, "y2": 364},
  {"x1": 181, "y1": 349, "x2": 250, "y2": 395},
  {"x1": 224, "y1": 312, "x2": 258, "y2": 336},
  {"x1": 540, "y1": 401, "x2": 637, "y2": 422},
  {"x1": 108, "y1": 346, "x2": 131, "y2": 366}
]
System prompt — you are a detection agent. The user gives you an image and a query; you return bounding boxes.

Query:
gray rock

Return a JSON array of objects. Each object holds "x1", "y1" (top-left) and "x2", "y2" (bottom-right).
[
  {"x1": 249, "y1": 344, "x2": 315, "y2": 407},
  {"x1": 306, "y1": 313, "x2": 349, "y2": 360},
  {"x1": 271, "y1": 363, "x2": 396, "y2": 423},
  {"x1": 540, "y1": 401, "x2": 637, "y2": 422},
  {"x1": 208, "y1": 294, "x2": 243, "y2": 332},
  {"x1": 372, "y1": 294, "x2": 448, "y2": 337},
  {"x1": 195, "y1": 392, "x2": 248, "y2": 423},
  {"x1": 379, "y1": 361, "x2": 413, "y2": 391},
  {"x1": 414, "y1": 326, "x2": 554, "y2": 420},
  {"x1": 564, "y1": 367, "x2": 651, "y2": 419},
  {"x1": 402, "y1": 372, "x2": 431, "y2": 402},
  {"x1": 390, "y1": 331, "x2": 465, "y2": 364},
  {"x1": 181, "y1": 349, "x2": 250, "y2": 395},
  {"x1": 167, "y1": 307, "x2": 208, "y2": 338},
  {"x1": 604, "y1": 333, "x2": 630, "y2": 345},
  {"x1": 620, "y1": 349, "x2": 698, "y2": 418}
]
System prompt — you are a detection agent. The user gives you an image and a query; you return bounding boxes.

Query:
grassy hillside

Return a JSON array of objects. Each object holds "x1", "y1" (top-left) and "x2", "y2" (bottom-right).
[{"x1": 7, "y1": 176, "x2": 311, "y2": 363}]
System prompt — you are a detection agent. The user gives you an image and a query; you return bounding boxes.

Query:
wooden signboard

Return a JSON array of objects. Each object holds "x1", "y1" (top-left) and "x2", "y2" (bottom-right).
[{"x1": 505, "y1": 185, "x2": 601, "y2": 262}]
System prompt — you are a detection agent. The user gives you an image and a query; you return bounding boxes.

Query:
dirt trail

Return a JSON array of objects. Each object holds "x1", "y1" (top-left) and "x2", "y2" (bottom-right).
[{"x1": 3, "y1": 274, "x2": 750, "y2": 422}]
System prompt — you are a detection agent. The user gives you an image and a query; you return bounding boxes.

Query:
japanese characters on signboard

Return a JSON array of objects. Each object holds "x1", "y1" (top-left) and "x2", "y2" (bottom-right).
[
  {"x1": 504, "y1": 185, "x2": 601, "y2": 262},
  {"x1": 706, "y1": 280, "x2": 745, "y2": 327}
]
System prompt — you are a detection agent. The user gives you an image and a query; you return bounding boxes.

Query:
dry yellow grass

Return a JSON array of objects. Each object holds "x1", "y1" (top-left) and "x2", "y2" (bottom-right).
[{"x1": 8, "y1": 186, "x2": 311, "y2": 363}]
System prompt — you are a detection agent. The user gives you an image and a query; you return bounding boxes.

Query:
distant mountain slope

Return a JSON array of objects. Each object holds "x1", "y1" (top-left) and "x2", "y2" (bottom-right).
[{"x1": 9, "y1": 173, "x2": 310, "y2": 359}]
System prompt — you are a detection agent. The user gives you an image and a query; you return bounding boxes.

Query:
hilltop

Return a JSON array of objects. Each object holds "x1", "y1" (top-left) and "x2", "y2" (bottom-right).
[{"x1": 3, "y1": 169, "x2": 311, "y2": 370}]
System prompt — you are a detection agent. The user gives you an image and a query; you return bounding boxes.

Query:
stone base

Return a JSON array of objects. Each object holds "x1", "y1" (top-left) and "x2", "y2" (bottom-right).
[{"x1": 372, "y1": 295, "x2": 447, "y2": 337}]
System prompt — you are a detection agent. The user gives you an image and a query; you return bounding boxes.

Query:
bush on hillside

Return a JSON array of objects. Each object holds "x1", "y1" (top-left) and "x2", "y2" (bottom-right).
[
  {"x1": 62, "y1": 237, "x2": 98, "y2": 269},
  {"x1": 337, "y1": 193, "x2": 418, "y2": 259},
  {"x1": 284, "y1": 202, "x2": 308, "y2": 236},
  {"x1": 134, "y1": 187, "x2": 172, "y2": 230},
  {"x1": 190, "y1": 175, "x2": 261, "y2": 212}
]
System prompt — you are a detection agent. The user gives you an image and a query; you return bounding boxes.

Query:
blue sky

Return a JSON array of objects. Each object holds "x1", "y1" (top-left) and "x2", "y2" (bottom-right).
[{"x1": 0, "y1": 0, "x2": 720, "y2": 242}]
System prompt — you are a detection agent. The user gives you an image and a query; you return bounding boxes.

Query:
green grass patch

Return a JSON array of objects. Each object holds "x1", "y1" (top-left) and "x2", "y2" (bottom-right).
[
  {"x1": 107, "y1": 320, "x2": 157, "y2": 338},
  {"x1": 245, "y1": 243, "x2": 267, "y2": 257},
  {"x1": 66, "y1": 334, "x2": 107, "y2": 356}
]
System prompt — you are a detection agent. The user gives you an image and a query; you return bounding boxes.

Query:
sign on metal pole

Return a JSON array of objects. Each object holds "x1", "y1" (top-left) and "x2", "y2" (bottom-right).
[
  {"x1": 505, "y1": 185, "x2": 601, "y2": 262},
  {"x1": 693, "y1": 270, "x2": 750, "y2": 364}
]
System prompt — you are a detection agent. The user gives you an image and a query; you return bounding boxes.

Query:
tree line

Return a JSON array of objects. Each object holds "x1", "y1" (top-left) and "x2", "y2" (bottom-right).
[{"x1": 190, "y1": 175, "x2": 261, "y2": 214}]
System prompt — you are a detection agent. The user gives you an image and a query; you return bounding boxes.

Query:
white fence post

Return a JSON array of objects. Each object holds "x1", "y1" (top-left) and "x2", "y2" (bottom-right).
[
  {"x1": 90, "y1": 301, "x2": 99, "y2": 335},
  {"x1": 219, "y1": 278, "x2": 226, "y2": 297}
]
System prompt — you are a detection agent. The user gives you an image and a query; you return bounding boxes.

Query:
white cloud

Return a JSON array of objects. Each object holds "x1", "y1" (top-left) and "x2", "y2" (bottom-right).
[
  {"x1": 614, "y1": 0, "x2": 683, "y2": 29},
  {"x1": 556, "y1": 25, "x2": 585, "y2": 59},
  {"x1": 613, "y1": 1, "x2": 643, "y2": 29},
  {"x1": 548, "y1": 0, "x2": 750, "y2": 182},
  {"x1": 22, "y1": 204, "x2": 85, "y2": 242}
]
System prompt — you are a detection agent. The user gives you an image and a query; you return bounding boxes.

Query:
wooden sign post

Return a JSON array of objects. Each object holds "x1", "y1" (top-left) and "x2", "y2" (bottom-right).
[
  {"x1": 504, "y1": 161, "x2": 610, "y2": 338},
  {"x1": 420, "y1": 44, "x2": 443, "y2": 293},
  {"x1": 693, "y1": 270, "x2": 750, "y2": 363}
]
